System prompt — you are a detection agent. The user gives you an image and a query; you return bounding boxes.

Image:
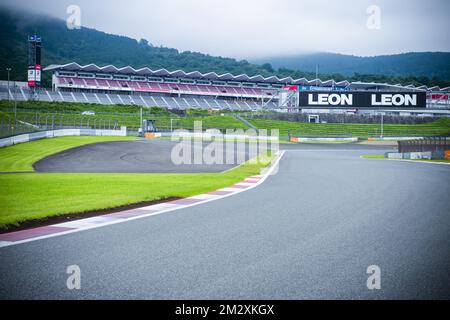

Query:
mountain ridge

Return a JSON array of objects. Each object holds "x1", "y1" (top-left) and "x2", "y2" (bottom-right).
[
  {"x1": 0, "y1": 7, "x2": 449, "y2": 88},
  {"x1": 251, "y1": 52, "x2": 450, "y2": 80}
]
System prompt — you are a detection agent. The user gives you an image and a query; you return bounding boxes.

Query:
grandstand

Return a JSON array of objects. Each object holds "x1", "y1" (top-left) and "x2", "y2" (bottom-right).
[{"x1": 0, "y1": 62, "x2": 449, "y2": 114}]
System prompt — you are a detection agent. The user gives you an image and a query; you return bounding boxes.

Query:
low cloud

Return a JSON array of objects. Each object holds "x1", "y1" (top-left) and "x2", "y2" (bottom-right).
[{"x1": 2, "y1": 0, "x2": 449, "y2": 59}]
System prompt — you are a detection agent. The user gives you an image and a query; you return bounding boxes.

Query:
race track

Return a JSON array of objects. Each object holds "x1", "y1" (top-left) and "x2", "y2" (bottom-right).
[
  {"x1": 1, "y1": 145, "x2": 449, "y2": 299},
  {"x1": 34, "y1": 139, "x2": 261, "y2": 173},
  {"x1": 33, "y1": 139, "x2": 394, "y2": 173}
]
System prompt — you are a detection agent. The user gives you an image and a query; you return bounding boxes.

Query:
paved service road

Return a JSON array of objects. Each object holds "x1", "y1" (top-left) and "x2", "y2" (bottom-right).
[{"x1": 1, "y1": 148, "x2": 449, "y2": 299}]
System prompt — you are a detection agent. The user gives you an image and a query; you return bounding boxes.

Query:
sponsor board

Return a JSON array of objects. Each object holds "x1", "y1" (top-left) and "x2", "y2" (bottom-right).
[
  {"x1": 445, "y1": 150, "x2": 450, "y2": 160},
  {"x1": 27, "y1": 65, "x2": 41, "y2": 88},
  {"x1": 299, "y1": 91, "x2": 427, "y2": 108},
  {"x1": 27, "y1": 67, "x2": 36, "y2": 87}
]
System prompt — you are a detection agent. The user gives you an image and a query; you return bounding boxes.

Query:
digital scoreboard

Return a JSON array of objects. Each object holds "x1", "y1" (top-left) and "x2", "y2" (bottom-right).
[{"x1": 28, "y1": 35, "x2": 42, "y2": 88}]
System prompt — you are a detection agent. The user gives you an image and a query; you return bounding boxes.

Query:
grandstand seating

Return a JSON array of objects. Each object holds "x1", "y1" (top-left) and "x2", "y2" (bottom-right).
[
  {"x1": 55, "y1": 77, "x2": 277, "y2": 98},
  {"x1": 0, "y1": 86, "x2": 277, "y2": 110},
  {"x1": 3, "y1": 65, "x2": 449, "y2": 114}
]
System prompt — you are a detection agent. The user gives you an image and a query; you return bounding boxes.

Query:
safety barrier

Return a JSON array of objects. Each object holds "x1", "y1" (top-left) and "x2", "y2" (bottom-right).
[
  {"x1": 0, "y1": 127, "x2": 127, "y2": 148},
  {"x1": 368, "y1": 137, "x2": 425, "y2": 141},
  {"x1": 160, "y1": 131, "x2": 279, "y2": 141},
  {"x1": 290, "y1": 137, "x2": 358, "y2": 143}
]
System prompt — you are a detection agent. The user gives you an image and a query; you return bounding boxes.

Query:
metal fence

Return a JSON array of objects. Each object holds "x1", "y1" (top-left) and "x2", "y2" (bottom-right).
[
  {"x1": 247, "y1": 112, "x2": 442, "y2": 125},
  {"x1": 0, "y1": 115, "x2": 120, "y2": 138},
  {"x1": 398, "y1": 137, "x2": 450, "y2": 153},
  {"x1": 287, "y1": 130, "x2": 355, "y2": 139}
]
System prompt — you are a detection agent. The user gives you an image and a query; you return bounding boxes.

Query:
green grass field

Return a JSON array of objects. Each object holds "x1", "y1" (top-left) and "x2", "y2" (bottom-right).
[
  {"x1": 0, "y1": 110, "x2": 247, "y2": 132},
  {"x1": 2, "y1": 100, "x2": 449, "y2": 140},
  {"x1": 245, "y1": 118, "x2": 450, "y2": 139},
  {"x1": 0, "y1": 100, "x2": 249, "y2": 134},
  {"x1": 0, "y1": 136, "x2": 274, "y2": 229}
]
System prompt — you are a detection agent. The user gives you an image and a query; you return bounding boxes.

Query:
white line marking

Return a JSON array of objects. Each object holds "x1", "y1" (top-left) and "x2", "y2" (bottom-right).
[
  {"x1": 360, "y1": 156, "x2": 450, "y2": 166},
  {"x1": 140, "y1": 203, "x2": 181, "y2": 211},
  {"x1": 234, "y1": 182, "x2": 255, "y2": 187},
  {"x1": 0, "y1": 151, "x2": 285, "y2": 248},
  {"x1": 54, "y1": 216, "x2": 116, "y2": 228},
  {"x1": 286, "y1": 149, "x2": 391, "y2": 152},
  {"x1": 189, "y1": 194, "x2": 219, "y2": 200},
  {"x1": 218, "y1": 187, "x2": 241, "y2": 192}
]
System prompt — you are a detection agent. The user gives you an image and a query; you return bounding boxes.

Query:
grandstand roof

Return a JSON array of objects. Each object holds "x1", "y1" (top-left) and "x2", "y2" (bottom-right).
[
  {"x1": 348, "y1": 82, "x2": 426, "y2": 92},
  {"x1": 43, "y1": 62, "x2": 350, "y2": 87},
  {"x1": 44, "y1": 62, "x2": 445, "y2": 92}
]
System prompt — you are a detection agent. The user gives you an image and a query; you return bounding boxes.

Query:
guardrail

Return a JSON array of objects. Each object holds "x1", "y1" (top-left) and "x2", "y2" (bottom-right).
[
  {"x1": 0, "y1": 127, "x2": 127, "y2": 148},
  {"x1": 290, "y1": 137, "x2": 358, "y2": 143},
  {"x1": 0, "y1": 114, "x2": 121, "y2": 138},
  {"x1": 158, "y1": 131, "x2": 279, "y2": 141}
]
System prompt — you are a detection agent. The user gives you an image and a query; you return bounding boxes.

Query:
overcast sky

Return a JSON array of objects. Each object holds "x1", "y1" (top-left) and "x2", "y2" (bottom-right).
[{"x1": 3, "y1": 0, "x2": 450, "y2": 59}]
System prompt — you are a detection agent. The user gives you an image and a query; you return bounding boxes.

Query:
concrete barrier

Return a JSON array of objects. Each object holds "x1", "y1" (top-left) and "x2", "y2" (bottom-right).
[
  {"x1": 390, "y1": 152, "x2": 433, "y2": 160},
  {"x1": 386, "y1": 152, "x2": 403, "y2": 159},
  {"x1": 405, "y1": 152, "x2": 432, "y2": 160},
  {"x1": 161, "y1": 131, "x2": 278, "y2": 141},
  {"x1": 291, "y1": 137, "x2": 358, "y2": 143},
  {"x1": 0, "y1": 127, "x2": 127, "y2": 148},
  {"x1": 0, "y1": 137, "x2": 13, "y2": 148},
  {"x1": 369, "y1": 137, "x2": 425, "y2": 141}
]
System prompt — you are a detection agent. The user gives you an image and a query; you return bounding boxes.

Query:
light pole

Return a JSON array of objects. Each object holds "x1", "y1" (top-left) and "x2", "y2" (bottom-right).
[
  {"x1": 13, "y1": 82, "x2": 17, "y2": 122},
  {"x1": 140, "y1": 106, "x2": 143, "y2": 137},
  {"x1": 380, "y1": 113, "x2": 384, "y2": 139},
  {"x1": 6, "y1": 68, "x2": 11, "y2": 100},
  {"x1": 315, "y1": 64, "x2": 319, "y2": 87}
]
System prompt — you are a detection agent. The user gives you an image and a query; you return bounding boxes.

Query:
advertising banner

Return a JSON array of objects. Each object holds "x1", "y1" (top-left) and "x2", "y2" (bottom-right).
[{"x1": 298, "y1": 91, "x2": 427, "y2": 108}]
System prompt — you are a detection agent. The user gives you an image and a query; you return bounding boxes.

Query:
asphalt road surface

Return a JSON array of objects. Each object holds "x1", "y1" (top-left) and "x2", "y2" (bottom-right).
[
  {"x1": 34, "y1": 139, "x2": 267, "y2": 173},
  {"x1": 2, "y1": 146, "x2": 449, "y2": 299},
  {"x1": 34, "y1": 139, "x2": 394, "y2": 173}
]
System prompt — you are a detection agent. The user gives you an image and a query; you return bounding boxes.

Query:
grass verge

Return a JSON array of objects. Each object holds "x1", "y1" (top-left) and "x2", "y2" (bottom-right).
[
  {"x1": 297, "y1": 140, "x2": 356, "y2": 144},
  {"x1": 0, "y1": 136, "x2": 137, "y2": 172},
  {"x1": 246, "y1": 118, "x2": 450, "y2": 139},
  {"x1": 361, "y1": 155, "x2": 386, "y2": 159},
  {"x1": 361, "y1": 154, "x2": 450, "y2": 163},
  {"x1": 0, "y1": 137, "x2": 274, "y2": 229}
]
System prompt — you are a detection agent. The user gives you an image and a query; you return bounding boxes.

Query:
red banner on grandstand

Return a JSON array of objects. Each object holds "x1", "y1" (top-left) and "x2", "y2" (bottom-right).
[
  {"x1": 431, "y1": 94, "x2": 449, "y2": 100},
  {"x1": 283, "y1": 85, "x2": 298, "y2": 91}
]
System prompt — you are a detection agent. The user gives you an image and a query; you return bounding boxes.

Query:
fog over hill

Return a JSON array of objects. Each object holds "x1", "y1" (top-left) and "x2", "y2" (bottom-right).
[
  {"x1": 1, "y1": 6, "x2": 449, "y2": 88},
  {"x1": 252, "y1": 52, "x2": 450, "y2": 80}
]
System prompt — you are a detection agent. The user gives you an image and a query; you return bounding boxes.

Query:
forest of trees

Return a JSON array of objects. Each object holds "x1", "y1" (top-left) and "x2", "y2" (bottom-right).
[
  {"x1": 253, "y1": 52, "x2": 450, "y2": 80},
  {"x1": 1, "y1": 7, "x2": 449, "y2": 89}
]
